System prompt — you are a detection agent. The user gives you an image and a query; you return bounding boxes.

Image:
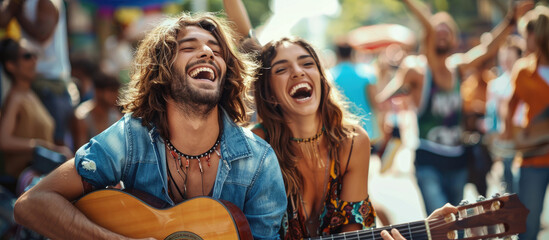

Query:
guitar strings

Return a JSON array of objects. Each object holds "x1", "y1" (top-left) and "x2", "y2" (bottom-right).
[
  {"x1": 307, "y1": 217, "x2": 453, "y2": 240},
  {"x1": 315, "y1": 210, "x2": 506, "y2": 240}
]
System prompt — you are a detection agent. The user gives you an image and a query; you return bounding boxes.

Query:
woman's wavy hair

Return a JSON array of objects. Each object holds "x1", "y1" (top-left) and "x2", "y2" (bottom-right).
[
  {"x1": 253, "y1": 37, "x2": 359, "y2": 196},
  {"x1": 119, "y1": 12, "x2": 256, "y2": 140}
]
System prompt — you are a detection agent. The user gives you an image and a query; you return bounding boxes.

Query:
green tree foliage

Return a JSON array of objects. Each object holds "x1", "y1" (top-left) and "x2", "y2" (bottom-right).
[{"x1": 188, "y1": 0, "x2": 548, "y2": 49}]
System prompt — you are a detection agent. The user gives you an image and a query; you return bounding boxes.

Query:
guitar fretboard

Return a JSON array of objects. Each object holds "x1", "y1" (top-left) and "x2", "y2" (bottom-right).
[{"x1": 306, "y1": 220, "x2": 428, "y2": 240}]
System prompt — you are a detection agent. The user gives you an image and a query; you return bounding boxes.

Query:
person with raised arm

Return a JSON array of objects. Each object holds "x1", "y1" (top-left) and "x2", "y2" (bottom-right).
[{"x1": 375, "y1": 0, "x2": 532, "y2": 216}]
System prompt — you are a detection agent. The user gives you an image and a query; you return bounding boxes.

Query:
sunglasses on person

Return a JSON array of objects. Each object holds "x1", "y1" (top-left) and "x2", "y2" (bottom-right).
[{"x1": 20, "y1": 52, "x2": 36, "y2": 60}]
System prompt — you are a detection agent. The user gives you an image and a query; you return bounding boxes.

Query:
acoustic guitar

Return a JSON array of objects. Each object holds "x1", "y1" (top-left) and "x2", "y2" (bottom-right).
[
  {"x1": 75, "y1": 190, "x2": 527, "y2": 240},
  {"x1": 73, "y1": 189, "x2": 252, "y2": 240}
]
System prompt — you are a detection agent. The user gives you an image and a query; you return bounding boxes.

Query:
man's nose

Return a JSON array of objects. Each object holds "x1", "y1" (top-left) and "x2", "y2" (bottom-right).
[{"x1": 198, "y1": 45, "x2": 215, "y2": 60}]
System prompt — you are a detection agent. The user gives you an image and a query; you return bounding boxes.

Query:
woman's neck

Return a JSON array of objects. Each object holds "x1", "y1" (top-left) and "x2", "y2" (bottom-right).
[{"x1": 286, "y1": 113, "x2": 323, "y2": 139}]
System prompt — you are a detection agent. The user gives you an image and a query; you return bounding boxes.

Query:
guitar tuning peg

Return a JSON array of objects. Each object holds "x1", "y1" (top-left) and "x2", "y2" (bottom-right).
[
  {"x1": 492, "y1": 193, "x2": 501, "y2": 198},
  {"x1": 477, "y1": 195, "x2": 486, "y2": 202},
  {"x1": 459, "y1": 199, "x2": 469, "y2": 206}
]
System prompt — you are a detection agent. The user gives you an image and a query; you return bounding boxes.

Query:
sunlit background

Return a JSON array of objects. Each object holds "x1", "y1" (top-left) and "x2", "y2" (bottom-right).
[{"x1": 2, "y1": 0, "x2": 549, "y2": 236}]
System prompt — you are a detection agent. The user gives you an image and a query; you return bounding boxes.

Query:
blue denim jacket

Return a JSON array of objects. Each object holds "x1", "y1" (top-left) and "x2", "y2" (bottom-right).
[{"x1": 74, "y1": 110, "x2": 287, "y2": 239}]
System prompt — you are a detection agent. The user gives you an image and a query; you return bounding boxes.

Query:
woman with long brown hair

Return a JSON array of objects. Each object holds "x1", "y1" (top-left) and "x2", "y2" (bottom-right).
[
  {"x1": 252, "y1": 36, "x2": 374, "y2": 238},
  {"x1": 222, "y1": 1, "x2": 458, "y2": 239},
  {"x1": 249, "y1": 35, "x2": 459, "y2": 239}
]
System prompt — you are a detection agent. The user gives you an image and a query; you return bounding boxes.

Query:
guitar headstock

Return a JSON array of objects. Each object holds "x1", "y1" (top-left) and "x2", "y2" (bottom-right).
[{"x1": 429, "y1": 193, "x2": 528, "y2": 240}]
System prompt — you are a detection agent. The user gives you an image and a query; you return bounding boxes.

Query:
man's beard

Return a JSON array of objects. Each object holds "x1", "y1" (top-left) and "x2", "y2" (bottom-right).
[{"x1": 170, "y1": 68, "x2": 223, "y2": 117}]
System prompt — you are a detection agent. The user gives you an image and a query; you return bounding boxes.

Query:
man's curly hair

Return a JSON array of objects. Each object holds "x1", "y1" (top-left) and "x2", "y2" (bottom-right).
[{"x1": 119, "y1": 12, "x2": 257, "y2": 140}]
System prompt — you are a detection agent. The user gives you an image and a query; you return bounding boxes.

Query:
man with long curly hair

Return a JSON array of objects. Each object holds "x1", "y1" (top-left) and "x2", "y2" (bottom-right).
[{"x1": 13, "y1": 12, "x2": 286, "y2": 239}]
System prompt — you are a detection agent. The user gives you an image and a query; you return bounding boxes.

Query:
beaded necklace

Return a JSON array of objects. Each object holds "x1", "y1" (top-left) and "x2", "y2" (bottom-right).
[
  {"x1": 290, "y1": 127, "x2": 325, "y2": 143},
  {"x1": 290, "y1": 126, "x2": 329, "y2": 237},
  {"x1": 166, "y1": 136, "x2": 220, "y2": 170},
  {"x1": 165, "y1": 133, "x2": 221, "y2": 199}
]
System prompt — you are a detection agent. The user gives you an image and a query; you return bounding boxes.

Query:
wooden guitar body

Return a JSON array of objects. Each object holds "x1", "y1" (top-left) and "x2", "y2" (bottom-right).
[{"x1": 74, "y1": 189, "x2": 252, "y2": 240}]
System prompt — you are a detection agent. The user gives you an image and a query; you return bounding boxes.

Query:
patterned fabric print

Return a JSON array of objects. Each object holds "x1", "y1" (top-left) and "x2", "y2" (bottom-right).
[
  {"x1": 281, "y1": 150, "x2": 376, "y2": 239},
  {"x1": 319, "y1": 158, "x2": 376, "y2": 236},
  {"x1": 284, "y1": 208, "x2": 305, "y2": 240}
]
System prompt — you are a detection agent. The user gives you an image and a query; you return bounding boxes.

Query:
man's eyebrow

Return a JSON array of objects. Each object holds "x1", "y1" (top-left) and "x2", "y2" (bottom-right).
[
  {"x1": 271, "y1": 55, "x2": 312, "y2": 68},
  {"x1": 177, "y1": 37, "x2": 219, "y2": 46}
]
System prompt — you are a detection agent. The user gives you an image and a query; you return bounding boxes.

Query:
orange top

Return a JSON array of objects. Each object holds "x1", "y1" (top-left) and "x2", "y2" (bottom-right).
[{"x1": 511, "y1": 54, "x2": 549, "y2": 167}]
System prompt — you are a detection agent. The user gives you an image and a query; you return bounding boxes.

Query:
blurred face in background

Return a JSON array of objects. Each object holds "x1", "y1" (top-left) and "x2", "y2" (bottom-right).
[
  {"x1": 8, "y1": 47, "x2": 37, "y2": 82},
  {"x1": 435, "y1": 23, "x2": 457, "y2": 55}
]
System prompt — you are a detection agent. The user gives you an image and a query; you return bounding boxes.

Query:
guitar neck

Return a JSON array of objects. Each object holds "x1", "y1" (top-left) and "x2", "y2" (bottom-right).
[
  {"x1": 307, "y1": 194, "x2": 528, "y2": 240},
  {"x1": 307, "y1": 220, "x2": 429, "y2": 240}
]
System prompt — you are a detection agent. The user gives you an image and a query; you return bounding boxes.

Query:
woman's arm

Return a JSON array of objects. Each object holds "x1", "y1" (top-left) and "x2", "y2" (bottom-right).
[
  {"x1": 339, "y1": 126, "x2": 372, "y2": 232},
  {"x1": 401, "y1": 0, "x2": 433, "y2": 33},
  {"x1": 223, "y1": 0, "x2": 253, "y2": 40}
]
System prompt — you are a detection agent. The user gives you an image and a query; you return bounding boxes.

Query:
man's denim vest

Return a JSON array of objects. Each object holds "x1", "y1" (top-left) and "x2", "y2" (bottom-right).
[{"x1": 75, "y1": 109, "x2": 287, "y2": 239}]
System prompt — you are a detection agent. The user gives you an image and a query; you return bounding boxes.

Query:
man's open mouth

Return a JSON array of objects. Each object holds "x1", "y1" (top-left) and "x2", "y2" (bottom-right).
[{"x1": 188, "y1": 67, "x2": 216, "y2": 81}]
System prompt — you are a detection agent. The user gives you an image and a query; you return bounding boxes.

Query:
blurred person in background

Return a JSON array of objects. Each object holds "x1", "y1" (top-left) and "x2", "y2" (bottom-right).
[
  {"x1": 100, "y1": 16, "x2": 133, "y2": 84},
  {"x1": 0, "y1": 38, "x2": 72, "y2": 194},
  {"x1": 376, "y1": 0, "x2": 531, "y2": 215},
  {"x1": 501, "y1": 5, "x2": 549, "y2": 240},
  {"x1": 485, "y1": 35, "x2": 525, "y2": 194},
  {"x1": 70, "y1": 57, "x2": 99, "y2": 105},
  {"x1": 331, "y1": 41, "x2": 381, "y2": 144},
  {"x1": 72, "y1": 71, "x2": 122, "y2": 150},
  {"x1": 459, "y1": 32, "x2": 498, "y2": 198},
  {"x1": 3, "y1": 0, "x2": 74, "y2": 148}
]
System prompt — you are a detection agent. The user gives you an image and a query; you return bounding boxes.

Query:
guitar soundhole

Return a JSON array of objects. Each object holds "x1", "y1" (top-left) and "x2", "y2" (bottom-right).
[{"x1": 164, "y1": 231, "x2": 204, "y2": 240}]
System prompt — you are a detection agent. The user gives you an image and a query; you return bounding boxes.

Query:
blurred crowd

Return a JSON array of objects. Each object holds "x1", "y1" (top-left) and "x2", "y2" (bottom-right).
[{"x1": 0, "y1": 0, "x2": 548, "y2": 239}]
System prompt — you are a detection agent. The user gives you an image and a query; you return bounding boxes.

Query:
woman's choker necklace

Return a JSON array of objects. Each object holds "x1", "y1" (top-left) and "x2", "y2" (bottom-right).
[{"x1": 290, "y1": 127, "x2": 325, "y2": 143}]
